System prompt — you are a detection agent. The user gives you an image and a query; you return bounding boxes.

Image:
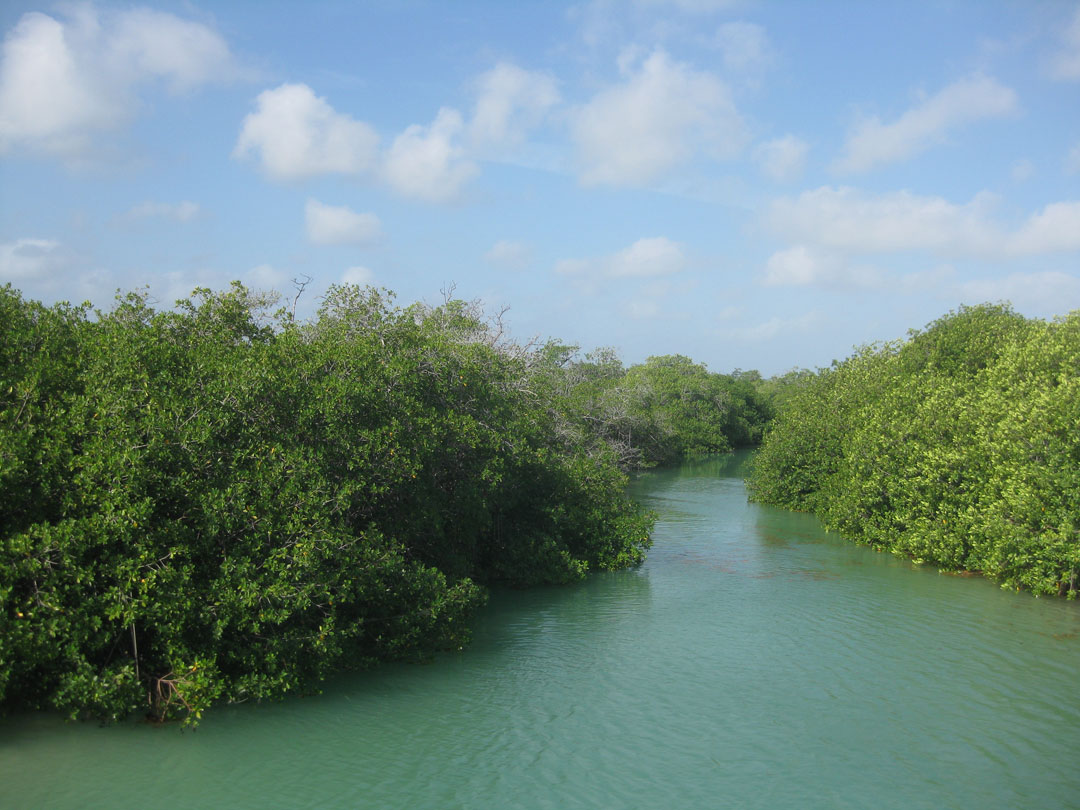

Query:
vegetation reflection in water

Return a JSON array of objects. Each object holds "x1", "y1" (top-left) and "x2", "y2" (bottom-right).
[{"x1": 2, "y1": 452, "x2": 1078, "y2": 810}]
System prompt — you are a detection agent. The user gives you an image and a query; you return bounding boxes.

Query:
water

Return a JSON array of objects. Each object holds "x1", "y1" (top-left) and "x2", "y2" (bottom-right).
[{"x1": 3, "y1": 452, "x2": 1079, "y2": 809}]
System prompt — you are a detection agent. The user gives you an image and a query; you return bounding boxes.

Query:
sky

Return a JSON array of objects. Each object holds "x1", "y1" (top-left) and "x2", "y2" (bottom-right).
[{"x1": 1, "y1": 0, "x2": 1079, "y2": 375}]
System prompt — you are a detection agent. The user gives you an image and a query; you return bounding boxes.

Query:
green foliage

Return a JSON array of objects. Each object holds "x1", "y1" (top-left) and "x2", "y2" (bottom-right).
[
  {"x1": 540, "y1": 350, "x2": 773, "y2": 471},
  {"x1": 0, "y1": 282, "x2": 655, "y2": 725},
  {"x1": 747, "y1": 303, "x2": 1080, "y2": 598}
]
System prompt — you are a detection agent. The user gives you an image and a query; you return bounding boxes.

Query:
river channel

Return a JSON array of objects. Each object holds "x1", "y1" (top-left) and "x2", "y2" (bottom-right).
[{"x1": 2, "y1": 452, "x2": 1078, "y2": 809}]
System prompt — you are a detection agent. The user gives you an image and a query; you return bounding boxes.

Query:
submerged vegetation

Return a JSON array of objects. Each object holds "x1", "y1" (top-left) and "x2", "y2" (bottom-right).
[
  {"x1": 748, "y1": 304, "x2": 1080, "y2": 599},
  {"x1": 0, "y1": 282, "x2": 771, "y2": 724}
]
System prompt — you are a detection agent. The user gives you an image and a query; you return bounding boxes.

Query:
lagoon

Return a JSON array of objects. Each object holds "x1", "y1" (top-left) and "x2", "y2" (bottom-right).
[{"x1": 2, "y1": 452, "x2": 1078, "y2": 809}]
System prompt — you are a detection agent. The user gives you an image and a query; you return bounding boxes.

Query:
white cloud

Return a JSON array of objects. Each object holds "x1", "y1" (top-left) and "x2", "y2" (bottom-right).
[
  {"x1": 234, "y1": 83, "x2": 379, "y2": 181},
  {"x1": 341, "y1": 266, "x2": 375, "y2": 286},
  {"x1": 555, "y1": 237, "x2": 686, "y2": 280},
  {"x1": 762, "y1": 245, "x2": 836, "y2": 286},
  {"x1": 1067, "y1": 142, "x2": 1080, "y2": 174},
  {"x1": 725, "y1": 312, "x2": 822, "y2": 342},
  {"x1": 245, "y1": 263, "x2": 289, "y2": 290},
  {"x1": 609, "y1": 237, "x2": 687, "y2": 277},
  {"x1": 761, "y1": 245, "x2": 889, "y2": 289},
  {"x1": 469, "y1": 63, "x2": 559, "y2": 152},
  {"x1": 125, "y1": 201, "x2": 201, "y2": 221},
  {"x1": 382, "y1": 107, "x2": 477, "y2": 202},
  {"x1": 107, "y1": 8, "x2": 238, "y2": 92},
  {"x1": 769, "y1": 187, "x2": 1000, "y2": 255},
  {"x1": 233, "y1": 62, "x2": 556, "y2": 202},
  {"x1": 1011, "y1": 158, "x2": 1034, "y2": 182},
  {"x1": 484, "y1": 240, "x2": 533, "y2": 271},
  {"x1": 0, "y1": 6, "x2": 237, "y2": 158},
  {"x1": 833, "y1": 74, "x2": 1017, "y2": 173},
  {"x1": 0, "y1": 12, "x2": 116, "y2": 155},
  {"x1": 0, "y1": 237, "x2": 67, "y2": 281},
  {"x1": 234, "y1": 84, "x2": 477, "y2": 201},
  {"x1": 1008, "y1": 201, "x2": 1080, "y2": 254},
  {"x1": 572, "y1": 49, "x2": 746, "y2": 187},
  {"x1": 304, "y1": 199, "x2": 382, "y2": 246},
  {"x1": 1048, "y1": 5, "x2": 1080, "y2": 80},
  {"x1": 958, "y1": 271, "x2": 1080, "y2": 314},
  {"x1": 715, "y1": 22, "x2": 775, "y2": 73},
  {"x1": 753, "y1": 135, "x2": 808, "y2": 182},
  {"x1": 761, "y1": 245, "x2": 956, "y2": 293},
  {"x1": 769, "y1": 187, "x2": 1080, "y2": 258}
]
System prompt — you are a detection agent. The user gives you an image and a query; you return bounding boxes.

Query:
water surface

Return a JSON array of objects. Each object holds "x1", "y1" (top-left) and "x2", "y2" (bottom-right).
[{"x1": 3, "y1": 452, "x2": 1078, "y2": 809}]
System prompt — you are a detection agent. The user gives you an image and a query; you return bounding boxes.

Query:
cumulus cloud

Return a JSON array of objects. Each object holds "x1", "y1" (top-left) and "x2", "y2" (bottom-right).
[
  {"x1": 555, "y1": 237, "x2": 687, "y2": 279},
  {"x1": 0, "y1": 5, "x2": 238, "y2": 157},
  {"x1": 304, "y1": 199, "x2": 382, "y2": 245},
  {"x1": 833, "y1": 74, "x2": 1017, "y2": 173},
  {"x1": 763, "y1": 187, "x2": 1080, "y2": 292},
  {"x1": 958, "y1": 271, "x2": 1080, "y2": 313},
  {"x1": 753, "y1": 135, "x2": 808, "y2": 182},
  {"x1": 382, "y1": 107, "x2": 477, "y2": 202},
  {"x1": 1008, "y1": 201, "x2": 1080, "y2": 254},
  {"x1": 234, "y1": 83, "x2": 379, "y2": 181},
  {"x1": 469, "y1": 63, "x2": 559, "y2": 152},
  {"x1": 715, "y1": 22, "x2": 775, "y2": 73},
  {"x1": 572, "y1": 49, "x2": 746, "y2": 187},
  {"x1": 0, "y1": 12, "x2": 117, "y2": 155},
  {"x1": 233, "y1": 84, "x2": 473, "y2": 200},
  {"x1": 760, "y1": 245, "x2": 953, "y2": 292},
  {"x1": 341, "y1": 266, "x2": 375, "y2": 286},
  {"x1": 768, "y1": 186, "x2": 1080, "y2": 258},
  {"x1": 107, "y1": 8, "x2": 238, "y2": 92},
  {"x1": 608, "y1": 237, "x2": 687, "y2": 277},
  {"x1": 124, "y1": 201, "x2": 201, "y2": 221},
  {"x1": 769, "y1": 186, "x2": 999, "y2": 255},
  {"x1": 763, "y1": 245, "x2": 842, "y2": 286},
  {"x1": 1047, "y1": 5, "x2": 1080, "y2": 80},
  {"x1": 484, "y1": 240, "x2": 533, "y2": 271},
  {"x1": 235, "y1": 62, "x2": 557, "y2": 201},
  {"x1": 0, "y1": 238, "x2": 67, "y2": 281},
  {"x1": 245, "y1": 263, "x2": 290, "y2": 290}
]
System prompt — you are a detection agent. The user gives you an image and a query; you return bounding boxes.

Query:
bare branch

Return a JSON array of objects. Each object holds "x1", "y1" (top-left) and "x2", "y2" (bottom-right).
[{"x1": 291, "y1": 274, "x2": 312, "y2": 318}]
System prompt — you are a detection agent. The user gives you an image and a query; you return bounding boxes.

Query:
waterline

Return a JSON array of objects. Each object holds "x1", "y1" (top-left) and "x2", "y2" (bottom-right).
[{"x1": 3, "y1": 452, "x2": 1078, "y2": 809}]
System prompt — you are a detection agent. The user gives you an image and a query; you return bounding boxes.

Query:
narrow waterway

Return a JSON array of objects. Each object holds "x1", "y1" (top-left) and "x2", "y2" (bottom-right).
[{"x1": 2, "y1": 452, "x2": 1079, "y2": 809}]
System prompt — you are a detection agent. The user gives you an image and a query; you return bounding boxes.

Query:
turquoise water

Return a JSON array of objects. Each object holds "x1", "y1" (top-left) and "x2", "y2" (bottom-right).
[{"x1": 2, "y1": 452, "x2": 1079, "y2": 809}]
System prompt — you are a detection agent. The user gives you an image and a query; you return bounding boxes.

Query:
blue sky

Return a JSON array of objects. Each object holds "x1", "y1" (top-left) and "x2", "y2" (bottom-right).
[{"x1": 1, "y1": 0, "x2": 1078, "y2": 375}]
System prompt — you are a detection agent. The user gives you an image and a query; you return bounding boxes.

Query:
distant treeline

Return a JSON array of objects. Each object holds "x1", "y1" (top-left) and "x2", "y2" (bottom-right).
[
  {"x1": 531, "y1": 346, "x2": 774, "y2": 471},
  {"x1": 0, "y1": 282, "x2": 773, "y2": 724},
  {"x1": 747, "y1": 304, "x2": 1079, "y2": 599}
]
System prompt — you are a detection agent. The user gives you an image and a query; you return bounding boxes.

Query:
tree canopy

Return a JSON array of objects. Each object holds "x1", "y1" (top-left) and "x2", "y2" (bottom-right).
[
  {"x1": 1, "y1": 283, "x2": 659, "y2": 723},
  {"x1": 0, "y1": 282, "x2": 772, "y2": 724},
  {"x1": 747, "y1": 304, "x2": 1080, "y2": 599}
]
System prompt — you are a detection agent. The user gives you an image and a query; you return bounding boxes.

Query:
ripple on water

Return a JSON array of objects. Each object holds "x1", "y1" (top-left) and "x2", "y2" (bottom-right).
[{"x1": 2, "y1": 453, "x2": 1079, "y2": 809}]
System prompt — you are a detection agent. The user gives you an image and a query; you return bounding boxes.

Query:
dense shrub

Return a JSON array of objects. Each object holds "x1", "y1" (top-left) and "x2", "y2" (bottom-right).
[
  {"x1": 540, "y1": 351, "x2": 773, "y2": 471},
  {"x1": 747, "y1": 304, "x2": 1080, "y2": 598},
  {"x1": 0, "y1": 283, "x2": 655, "y2": 723}
]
